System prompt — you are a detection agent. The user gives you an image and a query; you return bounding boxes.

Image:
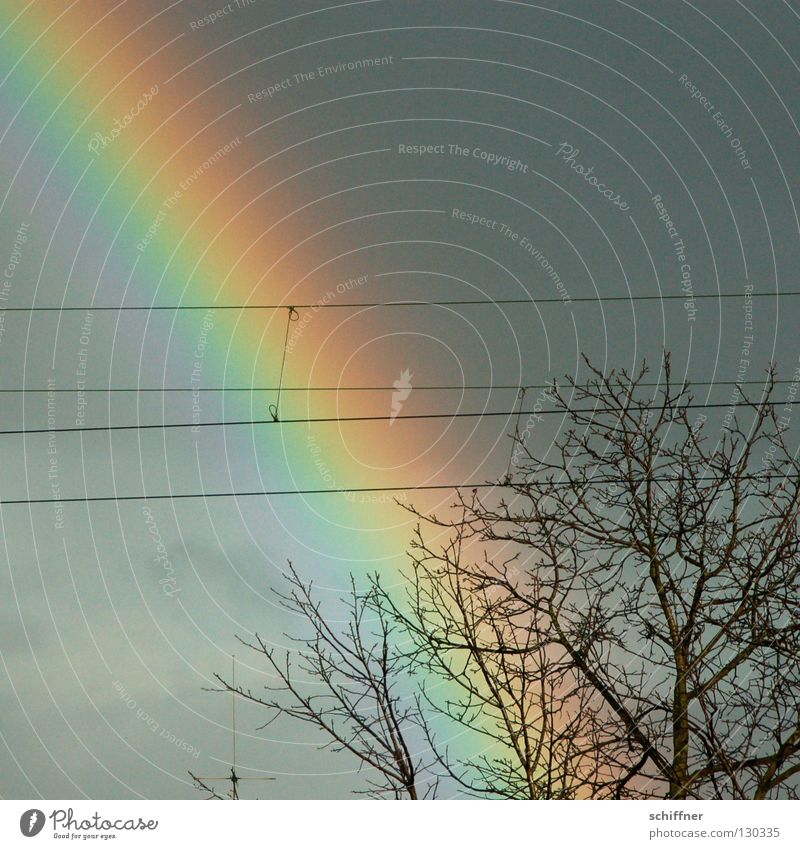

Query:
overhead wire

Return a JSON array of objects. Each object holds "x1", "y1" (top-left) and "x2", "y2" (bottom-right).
[{"x1": 0, "y1": 400, "x2": 784, "y2": 437}]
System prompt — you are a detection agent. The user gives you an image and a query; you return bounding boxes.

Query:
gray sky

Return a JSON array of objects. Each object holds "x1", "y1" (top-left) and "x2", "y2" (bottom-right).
[{"x1": 1, "y1": 0, "x2": 799, "y2": 799}]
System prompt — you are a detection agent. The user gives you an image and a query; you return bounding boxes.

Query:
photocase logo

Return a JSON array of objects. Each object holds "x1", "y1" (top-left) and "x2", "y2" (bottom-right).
[
  {"x1": 390, "y1": 369, "x2": 413, "y2": 424},
  {"x1": 19, "y1": 809, "x2": 45, "y2": 837}
]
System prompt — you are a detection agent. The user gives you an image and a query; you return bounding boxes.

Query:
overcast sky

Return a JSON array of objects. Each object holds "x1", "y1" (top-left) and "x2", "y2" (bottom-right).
[{"x1": 1, "y1": 0, "x2": 799, "y2": 799}]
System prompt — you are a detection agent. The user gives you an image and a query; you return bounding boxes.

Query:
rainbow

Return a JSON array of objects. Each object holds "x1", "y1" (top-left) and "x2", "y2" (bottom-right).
[
  {"x1": 0, "y1": 4, "x2": 515, "y2": 790},
  {"x1": 0, "y1": 3, "x2": 469, "y2": 567}
]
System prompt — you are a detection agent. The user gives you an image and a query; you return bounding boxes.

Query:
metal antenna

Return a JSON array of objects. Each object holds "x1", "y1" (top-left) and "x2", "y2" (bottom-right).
[
  {"x1": 232, "y1": 654, "x2": 237, "y2": 796},
  {"x1": 192, "y1": 655, "x2": 276, "y2": 799}
]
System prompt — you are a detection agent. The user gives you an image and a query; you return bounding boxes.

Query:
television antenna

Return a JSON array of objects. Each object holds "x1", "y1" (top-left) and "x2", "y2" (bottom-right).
[{"x1": 191, "y1": 655, "x2": 276, "y2": 799}]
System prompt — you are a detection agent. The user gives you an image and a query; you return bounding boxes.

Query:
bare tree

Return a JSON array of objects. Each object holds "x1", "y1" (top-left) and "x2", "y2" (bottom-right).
[
  {"x1": 219, "y1": 545, "x2": 616, "y2": 797},
  {"x1": 425, "y1": 355, "x2": 800, "y2": 798},
  {"x1": 215, "y1": 355, "x2": 800, "y2": 799},
  {"x1": 370, "y1": 524, "x2": 622, "y2": 798},
  {"x1": 214, "y1": 563, "x2": 426, "y2": 799},
  {"x1": 188, "y1": 772, "x2": 225, "y2": 800},
  {"x1": 219, "y1": 551, "x2": 603, "y2": 799}
]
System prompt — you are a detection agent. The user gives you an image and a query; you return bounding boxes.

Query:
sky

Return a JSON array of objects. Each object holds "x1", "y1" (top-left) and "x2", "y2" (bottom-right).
[{"x1": 0, "y1": 0, "x2": 798, "y2": 799}]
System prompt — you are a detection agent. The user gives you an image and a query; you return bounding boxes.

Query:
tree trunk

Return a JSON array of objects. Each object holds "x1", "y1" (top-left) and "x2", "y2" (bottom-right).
[{"x1": 670, "y1": 652, "x2": 690, "y2": 798}]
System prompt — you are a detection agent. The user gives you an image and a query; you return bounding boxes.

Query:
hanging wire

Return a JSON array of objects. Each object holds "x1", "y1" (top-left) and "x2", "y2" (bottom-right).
[
  {"x1": 268, "y1": 307, "x2": 298, "y2": 422},
  {"x1": 3, "y1": 474, "x2": 799, "y2": 508},
  {"x1": 1, "y1": 379, "x2": 796, "y2": 394},
  {"x1": 503, "y1": 386, "x2": 528, "y2": 483},
  {"x1": 0, "y1": 400, "x2": 786, "y2": 437},
  {"x1": 4, "y1": 289, "x2": 800, "y2": 312}
]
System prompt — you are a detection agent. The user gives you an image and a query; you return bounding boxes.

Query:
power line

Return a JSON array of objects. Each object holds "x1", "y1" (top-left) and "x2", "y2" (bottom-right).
[
  {"x1": 268, "y1": 306, "x2": 297, "y2": 422},
  {"x1": 0, "y1": 290, "x2": 796, "y2": 312},
  {"x1": 0, "y1": 380, "x2": 794, "y2": 394},
  {"x1": 0, "y1": 401, "x2": 781, "y2": 437},
  {"x1": 1, "y1": 474, "x2": 796, "y2": 508},
  {"x1": 2, "y1": 484, "x2": 482, "y2": 506}
]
